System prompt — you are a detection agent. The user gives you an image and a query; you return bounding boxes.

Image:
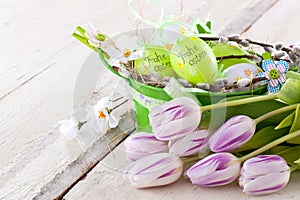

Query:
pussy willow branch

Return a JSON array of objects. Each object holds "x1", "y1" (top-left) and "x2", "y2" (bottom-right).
[
  {"x1": 199, "y1": 36, "x2": 292, "y2": 53},
  {"x1": 216, "y1": 54, "x2": 291, "y2": 64}
]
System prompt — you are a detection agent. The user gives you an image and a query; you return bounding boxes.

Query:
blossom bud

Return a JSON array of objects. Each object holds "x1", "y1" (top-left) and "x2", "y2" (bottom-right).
[
  {"x1": 274, "y1": 42, "x2": 284, "y2": 50},
  {"x1": 186, "y1": 152, "x2": 240, "y2": 187},
  {"x1": 239, "y1": 155, "x2": 290, "y2": 195},
  {"x1": 169, "y1": 129, "x2": 210, "y2": 157},
  {"x1": 209, "y1": 115, "x2": 255, "y2": 152},
  {"x1": 124, "y1": 132, "x2": 169, "y2": 161},
  {"x1": 228, "y1": 33, "x2": 240, "y2": 40},
  {"x1": 149, "y1": 97, "x2": 201, "y2": 141},
  {"x1": 219, "y1": 36, "x2": 229, "y2": 44},
  {"x1": 240, "y1": 39, "x2": 249, "y2": 47},
  {"x1": 123, "y1": 153, "x2": 183, "y2": 188}
]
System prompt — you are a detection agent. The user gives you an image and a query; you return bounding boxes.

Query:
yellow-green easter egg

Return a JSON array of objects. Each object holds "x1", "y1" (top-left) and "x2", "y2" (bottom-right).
[
  {"x1": 170, "y1": 36, "x2": 219, "y2": 84},
  {"x1": 134, "y1": 46, "x2": 177, "y2": 77}
]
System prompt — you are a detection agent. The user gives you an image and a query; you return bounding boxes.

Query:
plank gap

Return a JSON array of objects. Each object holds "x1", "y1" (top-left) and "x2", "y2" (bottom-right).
[
  {"x1": 241, "y1": 0, "x2": 279, "y2": 34},
  {"x1": 54, "y1": 129, "x2": 134, "y2": 200}
]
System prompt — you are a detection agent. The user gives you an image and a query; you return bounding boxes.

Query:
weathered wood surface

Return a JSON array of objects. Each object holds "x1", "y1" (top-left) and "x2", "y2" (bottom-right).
[
  {"x1": 0, "y1": 0, "x2": 290, "y2": 199},
  {"x1": 245, "y1": 0, "x2": 300, "y2": 44}
]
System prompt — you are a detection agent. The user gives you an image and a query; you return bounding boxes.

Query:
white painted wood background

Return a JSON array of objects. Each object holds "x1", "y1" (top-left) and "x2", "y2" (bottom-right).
[{"x1": 1, "y1": 0, "x2": 300, "y2": 199}]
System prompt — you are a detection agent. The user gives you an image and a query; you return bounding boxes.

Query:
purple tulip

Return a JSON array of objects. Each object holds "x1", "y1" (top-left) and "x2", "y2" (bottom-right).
[
  {"x1": 149, "y1": 97, "x2": 201, "y2": 141},
  {"x1": 124, "y1": 132, "x2": 169, "y2": 161},
  {"x1": 239, "y1": 155, "x2": 290, "y2": 195},
  {"x1": 169, "y1": 129, "x2": 210, "y2": 157},
  {"x1": 208, "y1": 115, "x2": 256, "y2": 152},
  {"x1": 186, "y1": 152, "x2": 240, "y2": 187},
  {"x1": 123, "y1": 153, "x2": 183, "y2": 188}
]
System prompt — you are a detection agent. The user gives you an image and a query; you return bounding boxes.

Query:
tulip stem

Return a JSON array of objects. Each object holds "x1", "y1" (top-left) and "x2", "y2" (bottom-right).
[
  {"x1": 201, "y1": 94, "x2": 277, "y2": 112},
  {"x1": 254, "y1": 104, "x2": 298, "y2": 124},
  {"x1": 239, "y1": 129, "x2": 300, "y2": 163},
  {"x1": 289, "y1": 164, "x2": 300, "y2": 172}
]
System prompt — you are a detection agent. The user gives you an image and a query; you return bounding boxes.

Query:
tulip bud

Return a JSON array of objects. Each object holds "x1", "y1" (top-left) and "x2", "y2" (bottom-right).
[
  {"x1": 123, "y1": 153, "x2": 183, "y2": 188},
  {"x1": 186, "y1": 152, "x2": 240, "y2": 187},
  {"x1": 169, "y1": 129, "x2": 210, "y2": 157},
  {"x1": 208, "y1": 115, "x2": 256, "y2": 152},
  {"x1": 239, "y1": 155, "x2": 290, "y2": 195},
  {"x1": 124, "y1": 132, "x2": 169, "y2": 161},
  {"x1": 278, "y1": 78, "x2": 300, "y2": 104},
  {"x1": 149, "y1": 97, "x2": 201, "y2": 141}
]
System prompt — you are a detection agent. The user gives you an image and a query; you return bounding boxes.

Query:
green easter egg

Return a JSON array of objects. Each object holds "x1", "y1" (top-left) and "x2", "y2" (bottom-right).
[
  {"x1": 170, "y1": 36, "x2": 219, "y2": 84},
  {"x1": 212, "y1": 43, "x2": 256, "y2": 71},
  {"x1": 134, "y1": 46, "x2": 177, "y2": 77}
]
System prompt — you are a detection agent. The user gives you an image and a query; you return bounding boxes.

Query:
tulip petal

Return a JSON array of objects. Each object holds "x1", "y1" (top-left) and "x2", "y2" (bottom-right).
[
  {"x1": 124, "y1": 132, "x2": 169, "y2": 161},
  {"x1": 209, "y1": 115, "x2": 255, "y2": 152},
  {"x1": 239, "y1": 155, "x2": 290, "y2": 195},
  {"x1": 242, "y1": 155, "x2": 289, "y2": 175},
  {"x1": 123, "y1": 153, "x2": 183, "y2": 188},
  {"x1": 187, "y1": 153, "x2": 240, "y2": 187},
  {"x1": 150, "y1": 97, "x2": 201, "y2": 141},
  {"x1": 242, "y1": 172, "x2": 290, "y2": 195}
]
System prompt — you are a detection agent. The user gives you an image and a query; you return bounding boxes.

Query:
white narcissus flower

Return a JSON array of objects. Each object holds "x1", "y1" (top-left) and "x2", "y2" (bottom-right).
[
  {"x1": 101, "y1": 34, "x2": 144, "y2": 67},
  {"x1": 56, "y1": 104, "x2": 89, "y2": 140},
  {"x1": 86, "y1": 97, "x2": 120, "y2": 135},
  {"x1": 57, "y1": 117, "x2": 79, "y2": 140}
]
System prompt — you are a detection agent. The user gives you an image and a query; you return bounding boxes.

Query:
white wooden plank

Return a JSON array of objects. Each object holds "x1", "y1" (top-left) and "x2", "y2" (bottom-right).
[
  {"x1": 221, "y1": 0, "x2": 279, "y2": 34},
  {"x1": 0, "y1": 111, "x2": 135, "y2": 200},
  {"x1": 244, "y1": 0, "x2": 300, "y2": 44},
  {"x1": 0, "y1": 0, "x2": 133, "y2": 99},
  {"x1": 65, "y1": 141, "x2": 300, "y2": 200}
]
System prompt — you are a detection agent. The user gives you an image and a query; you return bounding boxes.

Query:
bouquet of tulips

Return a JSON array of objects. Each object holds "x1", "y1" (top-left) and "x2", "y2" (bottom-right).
[{"x1": 123, "y1": 81, "x2": 300, "y2": 195}]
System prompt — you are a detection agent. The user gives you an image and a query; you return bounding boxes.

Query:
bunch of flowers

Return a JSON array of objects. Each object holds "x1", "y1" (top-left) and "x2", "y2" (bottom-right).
[
  {"x1": 122, "y1": 81, "x2": 300, "y2": 195},
  {"x1": 55, "y1": 95, "x2": 129, "y2": 141}
]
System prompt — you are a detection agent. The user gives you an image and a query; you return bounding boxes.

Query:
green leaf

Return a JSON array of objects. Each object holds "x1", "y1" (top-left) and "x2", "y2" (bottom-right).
[
  {"x1": 276, "y1": 146, "x2": 300, "y2": 166},
  {"x1": 234, "y1": 126, "x2": 289, "y2": 152},
  {"x1": 277, "y1": 78, "x2": 300, "y2": 104},
  {"x1": 269, "y1": 146, "x2": 291, "y2": 154},
  {"x1": 288, "y1": 105, "x2": 300, "y2": 144},
  {"x1": 262, "y1": 52, "x2": 272, "y2": 60},
  {"x1": 286, "y1": 71, "x2": 300, "y2": 80},
  {"x1": 196, "y1": 24, "x2": 209, "y2": 34},
  {"x1": 275, "y1": 111, "x2": 295, "y2": 130},
  {"x1": 200, "y1": 96, "x2": 292, "y2": 131},
  {"x1": 206, "y1": 21, "x2": 212, "y2": 30}
]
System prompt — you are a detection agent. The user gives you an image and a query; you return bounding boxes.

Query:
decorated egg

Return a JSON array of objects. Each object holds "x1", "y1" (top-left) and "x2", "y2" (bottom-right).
[
  {"x1": 212, "y1": 43, "x2": 256, "y2": 71},
  {"x1": 223, "y1": 63, "x2": 261, "y2": 84},
  {"x1": 134, "y1": 46, "x2": 177, "y2": 77},
  {"x1": 170, "y1": 36, "x2": 219, "y2": 84}
]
